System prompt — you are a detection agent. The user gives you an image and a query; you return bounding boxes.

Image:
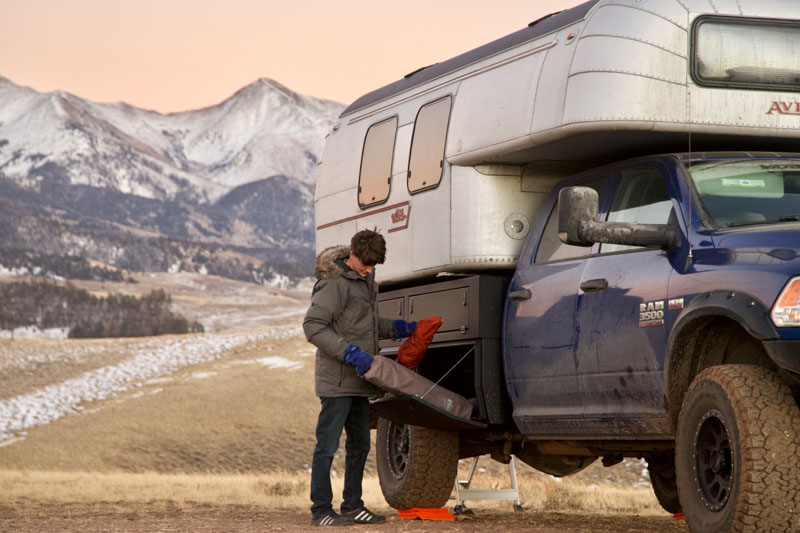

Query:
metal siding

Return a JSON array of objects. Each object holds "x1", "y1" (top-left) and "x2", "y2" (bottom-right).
[
  {"x1": 677, "y1": 0, "x2": 716, "y2": 13},
  {"x1": 410, "y1": 166, "x2": 451, "y2": 275},
  {"x1": 737, "y1": 0, "x2": 800, "y2": 17},
  {"x1": 609, "y1": 0, "x2": 691, "y2": 27},
  {"x1": 688, "y1": 86, "x2": 800, "y2": 132},
  {"x1": 570, "y1": 36, "x2": 686, "y2": 85},
  {"x1": 530, "y1": 27, "x2": 582, "y2": 135},
  {"x1": 447, "y1": 53, "x2": 545, "y2": 159},
  {"x1": 583, "y1": 4, "x2": 687, "y2": 54},
  {"x1": 450, "y1": 166, "x2": 544, "y2": 265},
  {"x1": 564, "y1": 72, "x2": 687, "y2": 123}
]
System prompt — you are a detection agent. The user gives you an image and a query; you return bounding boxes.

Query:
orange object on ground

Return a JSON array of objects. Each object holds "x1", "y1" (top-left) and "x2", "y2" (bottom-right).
[
  {"x1": 397, "y1": 508, "x2": 456, "y2": 521},
  {"x1": 397, "y1": 316, "x2": 443, "y2": 369},
  {"x1": 673, "y1": 512, "x2": 685, "y2": 520}
]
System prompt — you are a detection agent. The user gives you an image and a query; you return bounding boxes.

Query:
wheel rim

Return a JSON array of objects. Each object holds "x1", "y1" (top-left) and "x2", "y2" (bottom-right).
[
  {"x1": 693, "y1": 409, "x2": 733, "y2": 512},
  {"x1": 388, "y1": 422, "x2": 409, "y2": 478}
]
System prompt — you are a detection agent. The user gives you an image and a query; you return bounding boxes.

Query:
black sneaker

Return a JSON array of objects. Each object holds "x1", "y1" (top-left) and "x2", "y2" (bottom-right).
[
  {"x1": 311, "y1": 510, "x2": 354, "y2": 526},
  {"x1": 341, "y1": 507, "x2": 387, "y2": 524}
]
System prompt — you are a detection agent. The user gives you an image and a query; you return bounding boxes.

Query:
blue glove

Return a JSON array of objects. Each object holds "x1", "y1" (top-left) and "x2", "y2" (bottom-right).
[
  {"x1": 393, "y1": 319, "x2": 417, "y2": 339},
  {"x1": 344, "y1": 344, "x2": 372, "y2": 375}
]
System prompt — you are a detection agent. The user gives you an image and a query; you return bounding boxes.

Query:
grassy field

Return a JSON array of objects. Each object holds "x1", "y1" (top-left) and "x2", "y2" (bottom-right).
[
  {"x1": 0, "y1": 469, "x2": 668, "y2": 516},
  {"x1": 0, "y1": 272, "x2": 671, "y2": 521}
]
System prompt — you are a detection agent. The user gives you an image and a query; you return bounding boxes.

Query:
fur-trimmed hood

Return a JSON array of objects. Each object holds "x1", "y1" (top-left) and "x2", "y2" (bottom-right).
[{"x1": 314, "y1": 245, "x2": 350, "y2": 279}]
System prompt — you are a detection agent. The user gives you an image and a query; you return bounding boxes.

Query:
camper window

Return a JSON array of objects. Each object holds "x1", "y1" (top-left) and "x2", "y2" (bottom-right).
[
  {"x1": 358, "y1": 116, "x2": 397, "y2": 208},
  {"x1": 408, "y1": 95, "x2": 451, "y2": 193},
  {"x1": 692, "y1": 15, "x2": 800, "y2": 91}
]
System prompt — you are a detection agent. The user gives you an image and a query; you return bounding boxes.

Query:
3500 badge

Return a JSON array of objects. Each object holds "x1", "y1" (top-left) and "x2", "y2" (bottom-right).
[{"x1": 639, "y1": 301, "x2": 665, "y2": 327}]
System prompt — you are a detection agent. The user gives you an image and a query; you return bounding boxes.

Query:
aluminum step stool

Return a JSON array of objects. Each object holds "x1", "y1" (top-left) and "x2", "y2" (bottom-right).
[{"x1": 452, "y1": 455, "x2": 524, "y2": 514}]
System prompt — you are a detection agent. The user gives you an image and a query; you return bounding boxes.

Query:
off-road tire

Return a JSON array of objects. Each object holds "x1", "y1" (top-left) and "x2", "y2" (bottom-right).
[
  {"x1": 647, "y1": 453, "x2": 681, "y2": 514},
  {"x1": 675, "y1": 365, "x2": 800, "y2": 532},
  {"x1": 376, "y1": 418, "x2": 459, "y2": 509}
]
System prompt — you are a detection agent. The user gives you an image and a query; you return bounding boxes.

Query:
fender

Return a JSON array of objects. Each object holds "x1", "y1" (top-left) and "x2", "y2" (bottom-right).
[{"x1": 664, "y1": 290, "x2": 777, "y2": 428}]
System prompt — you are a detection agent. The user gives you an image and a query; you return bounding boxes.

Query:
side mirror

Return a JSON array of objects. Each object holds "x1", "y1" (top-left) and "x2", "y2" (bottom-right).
[
  {"x1": 558, "y1": 187, "x2": 598, "y2": 247},
  {"x1": 557, "y1": 186, "x2": 682, "y2": 250}
]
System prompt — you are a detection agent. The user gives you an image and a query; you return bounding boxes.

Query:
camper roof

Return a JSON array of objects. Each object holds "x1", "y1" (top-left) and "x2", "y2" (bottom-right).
[{"x1": 340, "y1": 0, "x2": 601, "y2": 118}]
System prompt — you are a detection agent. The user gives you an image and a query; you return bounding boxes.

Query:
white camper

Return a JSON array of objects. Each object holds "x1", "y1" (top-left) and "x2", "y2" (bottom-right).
[{"x1": 316, "y1": 0, "x2": 800, "y2": 284}]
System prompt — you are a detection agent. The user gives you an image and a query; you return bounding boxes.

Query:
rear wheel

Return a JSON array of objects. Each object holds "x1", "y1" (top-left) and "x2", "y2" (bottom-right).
[
  {"x1": 646, "y1": 453, "x2": 681, "y2": 514},
  {"x1": 675, "y1": 365, "x2": 800, "y2": 532},
  {"x1": 376, "y1": 418, "x2": 459, "y2": 509}
]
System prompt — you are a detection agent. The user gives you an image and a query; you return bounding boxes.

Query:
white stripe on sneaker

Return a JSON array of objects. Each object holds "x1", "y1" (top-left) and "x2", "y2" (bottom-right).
[
  {"x1": 322, "y1": 516, "x2": 333, "y2": 525},
  {"x1": 356, "y1": 510, "x2": 369, "y2": 521}
]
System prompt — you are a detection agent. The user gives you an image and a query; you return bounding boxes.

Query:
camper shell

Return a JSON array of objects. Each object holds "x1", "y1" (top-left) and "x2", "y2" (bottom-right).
[
  {"x1": 316, "y1": 0, "x2": 800, "y2": 285},
  {"x1": 313, "y1": 1, "x2": 800, "y2": 530}
]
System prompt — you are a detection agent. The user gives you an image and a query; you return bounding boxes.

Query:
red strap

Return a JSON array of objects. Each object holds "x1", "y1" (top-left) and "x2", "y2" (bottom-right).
[{"x1": 397, "y1": 508, "x2": 456, "y2": 521}]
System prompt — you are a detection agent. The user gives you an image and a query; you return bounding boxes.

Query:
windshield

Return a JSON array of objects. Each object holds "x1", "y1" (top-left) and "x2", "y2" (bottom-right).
[{"x1": 685, "y1": 159, "x2": 800, "y2": 227}]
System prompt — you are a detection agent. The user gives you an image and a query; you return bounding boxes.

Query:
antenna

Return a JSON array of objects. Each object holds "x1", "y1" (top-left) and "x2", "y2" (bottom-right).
[
  {"x1": 685, "y1": 129, "x2": 694, "y2": 272},
  {"x1": 685, "y1": 7, "x2": 694, "y2": 273}
]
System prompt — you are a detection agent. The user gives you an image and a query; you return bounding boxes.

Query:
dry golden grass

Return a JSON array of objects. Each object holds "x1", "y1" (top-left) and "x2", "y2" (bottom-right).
[{"x1": 0, "y1": 469, "x2": 666, "y2": 516}]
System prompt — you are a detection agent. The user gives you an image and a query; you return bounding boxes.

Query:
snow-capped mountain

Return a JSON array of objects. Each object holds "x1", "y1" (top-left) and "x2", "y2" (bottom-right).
[
  {"x1": 0, "y1": 76, "x2": 344, "y2": 284},
  {"x1": 0, "y1": 76, "x2": 340, "y2": 201}
]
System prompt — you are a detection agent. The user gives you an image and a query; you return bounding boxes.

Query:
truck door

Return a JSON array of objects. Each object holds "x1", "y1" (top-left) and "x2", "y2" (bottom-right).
[
  {"x1": 504, "y1": 176, "x2": 608, "y2": 435},
  {"x1": 574, "y1": 165, "x2": 679, "y2": 436}
]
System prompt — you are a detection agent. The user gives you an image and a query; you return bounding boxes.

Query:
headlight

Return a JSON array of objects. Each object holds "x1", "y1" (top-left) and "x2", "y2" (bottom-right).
[{"x1": 771, "y1": 277, "x2": 800, "y2": 327}]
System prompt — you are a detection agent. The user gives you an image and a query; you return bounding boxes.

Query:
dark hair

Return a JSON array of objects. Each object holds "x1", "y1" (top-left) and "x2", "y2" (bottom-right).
[{"x1": 351, "y1": 229, "x2": 386, "y2": 266}]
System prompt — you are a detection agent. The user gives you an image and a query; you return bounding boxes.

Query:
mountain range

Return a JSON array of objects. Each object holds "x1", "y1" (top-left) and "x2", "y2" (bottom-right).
[{"x1": 0, "y1": 76, "x2": 343, "y2": 285}]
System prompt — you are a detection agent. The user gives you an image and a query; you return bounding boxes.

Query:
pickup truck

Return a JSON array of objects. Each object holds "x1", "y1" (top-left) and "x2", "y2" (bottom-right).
[
  {"x1": 314, "y1": 2, "x2": 800, "y2": 531},
  {"x1": 374, "y1": 152, "x2": 800, "y2": 533}
]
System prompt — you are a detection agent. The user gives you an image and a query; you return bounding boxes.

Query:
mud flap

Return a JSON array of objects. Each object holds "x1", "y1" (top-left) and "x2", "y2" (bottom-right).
[{"x1": 371, "y1": 394, "x2": 487, "y2": 431}]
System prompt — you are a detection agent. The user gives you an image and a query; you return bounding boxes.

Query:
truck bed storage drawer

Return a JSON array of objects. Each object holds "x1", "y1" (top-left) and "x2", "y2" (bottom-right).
[
  {"x1": 378, "y1": 275, "x2": 507, "y2": 348},
  {"x1": 408, "y1": 287, "x2": 469, "y2": 335}
]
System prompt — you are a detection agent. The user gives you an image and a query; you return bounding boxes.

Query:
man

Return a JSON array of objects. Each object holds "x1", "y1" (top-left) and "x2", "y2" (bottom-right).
[{"x1": 303, "y1": 229, "x2": 416, "y2": 527}]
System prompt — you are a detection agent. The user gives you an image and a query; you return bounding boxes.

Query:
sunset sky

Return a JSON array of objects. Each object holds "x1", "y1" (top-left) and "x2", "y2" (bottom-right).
[{"x1": 0, "y1": 1, "x2": 584, "y2": 113}]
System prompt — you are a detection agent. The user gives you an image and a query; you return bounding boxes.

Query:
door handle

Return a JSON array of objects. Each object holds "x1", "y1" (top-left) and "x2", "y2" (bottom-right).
[
  {"x1": 580, "y1": 279, "x2": 607, "y2": 293},
  {"x1": 508, "y1": 288, "x2": 532, "y2": 302}
]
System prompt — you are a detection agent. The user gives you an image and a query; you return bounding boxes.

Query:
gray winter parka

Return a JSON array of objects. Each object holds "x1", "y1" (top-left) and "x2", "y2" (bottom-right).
[{"x1": 303, "y1": 245, "x2": 395, "y2": 398}]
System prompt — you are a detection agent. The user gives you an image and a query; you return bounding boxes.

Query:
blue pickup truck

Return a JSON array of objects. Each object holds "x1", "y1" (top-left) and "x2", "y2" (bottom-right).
[
  {"x1": 314, "y1": 2, "x2": 800, "y2": 530},
  {"x1": 373, "y1": 152, "x2": 800, "y2": 532}
]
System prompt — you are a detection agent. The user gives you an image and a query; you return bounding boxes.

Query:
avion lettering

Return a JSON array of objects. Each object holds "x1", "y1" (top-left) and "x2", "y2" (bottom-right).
[{"x1": 767, "y1": 101, "x2": 800, "y2": 115}]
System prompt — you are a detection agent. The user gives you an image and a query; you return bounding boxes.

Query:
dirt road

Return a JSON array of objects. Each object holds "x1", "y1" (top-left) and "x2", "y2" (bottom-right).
[{"x1": 1, "y1": 502, "x2": 689, "y2": 533}]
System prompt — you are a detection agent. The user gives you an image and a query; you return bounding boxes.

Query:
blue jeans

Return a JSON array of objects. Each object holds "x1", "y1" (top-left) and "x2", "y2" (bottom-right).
[{"x1": 310, "y1": 396, "x2": 370, "y2": 517}]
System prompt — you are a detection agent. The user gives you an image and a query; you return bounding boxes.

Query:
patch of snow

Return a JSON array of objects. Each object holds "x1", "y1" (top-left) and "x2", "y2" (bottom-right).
[
  {"x1": 237, "y1": 356, "x2": 303, "y2": 371},
  {"x1": 0, "y1": 326, "x2": 70, "y2": 339},
  {"x1": 0, "y1": 265, "x2": 32, "y2": 277},
  {"x1": 144, "y1": 377, "x2": 173, "y2": 385},
  {"x1": 0, "y1": 436, "x2": 26, "y2": 447},
  {"x1": 190, "y1": 371, "x2": 217, "y2": 379}
]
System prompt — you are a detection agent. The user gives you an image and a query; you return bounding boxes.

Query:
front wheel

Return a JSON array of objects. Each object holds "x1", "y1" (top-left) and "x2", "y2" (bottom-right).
[
  {"x1": 376, "y1": 418, "x2": 459, "y2": 509},
  {"x1": 675, "y1": 365, "x2": 800, "y2": 532}
]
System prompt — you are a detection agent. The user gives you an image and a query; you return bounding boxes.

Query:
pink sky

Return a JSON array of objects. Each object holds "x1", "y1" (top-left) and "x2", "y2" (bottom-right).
[{"x1": 0, "y1": 1, "x2": 584, "y2": 113}]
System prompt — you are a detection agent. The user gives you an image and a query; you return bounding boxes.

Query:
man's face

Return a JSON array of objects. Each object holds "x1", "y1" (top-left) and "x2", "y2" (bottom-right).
[{"x1": 346, "y1": 252, "x2": 374, "y2": 278}]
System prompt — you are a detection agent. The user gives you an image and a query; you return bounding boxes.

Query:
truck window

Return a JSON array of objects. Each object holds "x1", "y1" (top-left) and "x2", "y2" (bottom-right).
[
  {"x1": 692, "y1": 16, "x2": 800, "y2": 91},
  {"x1": 358, "y1": 116, "x2": 398, "y2": 208},
  {"x1": 408, "y1": 96, "x2": 451, "y2": 193},
  {"x1": 534, "y1": 176, "x2": 608, "y2": 264},
  {"x1": 600, "y1": 168, "x2": 672, "y2": 254}
]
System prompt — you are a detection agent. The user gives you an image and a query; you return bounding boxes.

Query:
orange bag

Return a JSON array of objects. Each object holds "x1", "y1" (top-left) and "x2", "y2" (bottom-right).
[{"x1": 396, "y1": 316, "x2": 442, "y2": 369}]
